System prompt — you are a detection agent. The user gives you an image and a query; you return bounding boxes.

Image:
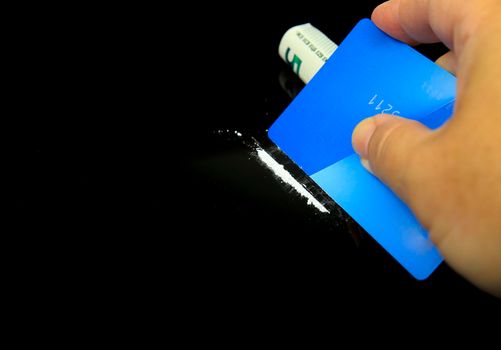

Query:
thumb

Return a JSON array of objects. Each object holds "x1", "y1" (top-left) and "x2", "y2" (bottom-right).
[{"x1": 352, "y1": 114, "x2": 434, "y2": 204}]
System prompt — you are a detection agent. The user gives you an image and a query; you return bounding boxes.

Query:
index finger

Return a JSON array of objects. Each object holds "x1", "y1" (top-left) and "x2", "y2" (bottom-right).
[{"x1": 371, "y1": 0, "x2": 487, "y2": 56}]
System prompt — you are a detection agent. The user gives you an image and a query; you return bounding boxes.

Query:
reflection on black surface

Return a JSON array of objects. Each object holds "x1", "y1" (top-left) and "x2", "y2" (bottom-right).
[
  {"x1": 279, "y1": 68, "x2": 305, "y2": 99},
  {"x1": 188, "y1": 139, "x2": 501, "y2": 312},
  {"x1": 188, "y1": 121, "x2": 501, "y2": 309}
]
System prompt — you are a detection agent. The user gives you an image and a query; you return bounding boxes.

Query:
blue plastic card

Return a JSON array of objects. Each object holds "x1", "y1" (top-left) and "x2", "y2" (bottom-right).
[{"x1": 268, "y1": 19, "x2": 456, "y2": 279}]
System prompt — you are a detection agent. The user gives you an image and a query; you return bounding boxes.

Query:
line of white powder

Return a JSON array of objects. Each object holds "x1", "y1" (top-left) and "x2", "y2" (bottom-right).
[{"x1": 256, "y1": 148, "x2": 329, "y2": 213}]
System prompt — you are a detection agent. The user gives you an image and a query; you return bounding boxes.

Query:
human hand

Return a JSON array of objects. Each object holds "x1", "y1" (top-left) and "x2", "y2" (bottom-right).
[{"x1": 352, "y1": 0, "x2": 501, "y2": 297}]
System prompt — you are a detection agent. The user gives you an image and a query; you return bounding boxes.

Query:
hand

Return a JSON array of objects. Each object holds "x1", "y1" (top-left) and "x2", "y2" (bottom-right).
[{"x1": 352, "y1": 0, "x2": 501, "y2": 297}]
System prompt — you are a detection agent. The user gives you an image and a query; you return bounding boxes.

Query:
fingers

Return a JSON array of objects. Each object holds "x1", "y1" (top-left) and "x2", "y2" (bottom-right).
[
  {"x1": 352, "y1": 115, "x2": 433, "y2": 205},
  {"x1": 435, "y1": 51, "x2": 456, "y2": 75},
  {"x1": 372, "y1": 0, "x2": 479, "y2": 54},
  {"x1": 372, "y1": 0, "x2": 436, "y2": 45}
]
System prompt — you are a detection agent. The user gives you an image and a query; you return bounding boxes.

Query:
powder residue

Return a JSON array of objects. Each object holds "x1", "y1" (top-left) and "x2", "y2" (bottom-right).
[{"x1": 256, "y1": 148, "x2": 329, "y2": 213}]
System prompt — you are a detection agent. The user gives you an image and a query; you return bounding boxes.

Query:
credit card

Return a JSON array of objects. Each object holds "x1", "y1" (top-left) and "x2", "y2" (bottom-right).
[{"x1": 268, "y1": 19, "x2": 456, "y2": 279}]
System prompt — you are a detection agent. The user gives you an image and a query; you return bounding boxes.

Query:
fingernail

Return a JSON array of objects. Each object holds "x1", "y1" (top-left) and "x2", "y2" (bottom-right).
[
  {"x1": 360, "y1": 158, "x2": 373, "y2": 174},
  {"x1": 352, "y1": 118, "x2": 376, "y2": 158}
]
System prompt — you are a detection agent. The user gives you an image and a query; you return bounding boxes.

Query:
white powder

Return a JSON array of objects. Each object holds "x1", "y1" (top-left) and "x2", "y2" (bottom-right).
[
  {"x1": 216, "y1": 129, "x2": 242, "y2": 137},
  {"x1": 256, "y1": 148, "x2": 329, "y2": 213},
  {"x1": 213, "y1": 128, "x2": 328, "y2": 213}
]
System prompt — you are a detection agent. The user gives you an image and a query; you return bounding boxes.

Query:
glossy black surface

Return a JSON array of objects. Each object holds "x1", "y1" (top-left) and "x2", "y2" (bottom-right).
[{"x1": 11, "y1": 2, "x2": 499, "y2": 319}]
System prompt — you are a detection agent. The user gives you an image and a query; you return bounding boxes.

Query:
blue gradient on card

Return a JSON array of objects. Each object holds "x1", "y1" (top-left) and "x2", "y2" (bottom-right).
[
  {"x1": 311, "y1": 155, "x2": 443, "y2": 279},
  {"x1": 268, "y1": 19, "x2": 456, "y2": 279}
]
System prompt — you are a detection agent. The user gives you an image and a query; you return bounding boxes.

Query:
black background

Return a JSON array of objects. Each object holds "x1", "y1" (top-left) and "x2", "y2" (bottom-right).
[{"x1": 10, "y1": 1, "x2": 500, "y2": 323}]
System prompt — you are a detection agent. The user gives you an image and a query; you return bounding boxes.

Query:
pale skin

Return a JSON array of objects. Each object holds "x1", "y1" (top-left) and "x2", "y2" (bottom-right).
[{"x1": 352, "y1": 0, "x2": 501, "y2": 297}]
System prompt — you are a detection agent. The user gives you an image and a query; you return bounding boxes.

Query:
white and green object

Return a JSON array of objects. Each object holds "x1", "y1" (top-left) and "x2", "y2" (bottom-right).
[{"x1": 278, "y1": 23, "x2": 338, "y2": 83}]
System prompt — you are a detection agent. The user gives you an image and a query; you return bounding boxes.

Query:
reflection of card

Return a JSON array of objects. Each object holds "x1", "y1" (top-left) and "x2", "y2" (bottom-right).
[{"x1": 268, "y1": 19, "x2": 456, "y2": 279}]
